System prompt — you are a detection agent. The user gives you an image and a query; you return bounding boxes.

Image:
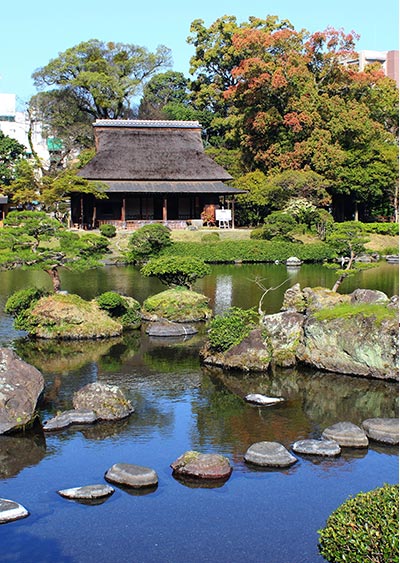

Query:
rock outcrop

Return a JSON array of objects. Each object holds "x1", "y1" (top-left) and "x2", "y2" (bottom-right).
[
  {"x1": 73, "y1": 383, "x2": 134, "y2": 421},
  {"x1": 0, "y1": 348, "x2": 44, "y2": 435},
  {"x1": 142, "y1": 289, "x2": 212, "y2": 322}
]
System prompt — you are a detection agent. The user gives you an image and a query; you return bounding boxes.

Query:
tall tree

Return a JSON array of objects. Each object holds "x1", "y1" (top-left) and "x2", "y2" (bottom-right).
[
  {"x1": 0, "y1": 131, "x2": 27, "y2": 187},
  {"x1": 138, "y1": 71, "x2": 191, "y2": 119}
]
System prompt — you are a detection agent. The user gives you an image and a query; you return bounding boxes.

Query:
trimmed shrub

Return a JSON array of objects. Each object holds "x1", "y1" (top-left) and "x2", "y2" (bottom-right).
[
  {"x1": 208, "y1": 307, "x2": 259, "y2": 352},
  {"x1": 318, "y1": 484, "x2": 399, "y2": 563},
  {"x1": 96, "y1": 291, "x2": 127, "y2": 317},
  {"x1": 120, "y1": 308, "x2": 141, "y2": 330},
  {"x1": 141, "y1": 256, "x2": 211, "y2": 289},
  {"x1": 99, "y1": 224, "x2": 117, "y2": 238},
  {"x1": 361, "y1": 223, "x2": 399, "y2": 236},
  {"x1": 5, "y1": 287, "x2": 49, "y2": 331},
  {"x1": 142, "y1": 288, "x2": 212, "y2": 322},
  {"x1": 254, "y1": 212, "x2": 297, "y2": 242},
  {"x1": 127, "y1": 223, "x2": 172, "y2": 263}
]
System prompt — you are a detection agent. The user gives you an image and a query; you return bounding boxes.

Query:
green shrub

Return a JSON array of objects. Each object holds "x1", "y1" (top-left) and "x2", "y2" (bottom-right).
[
  {"x1": 120, "y1": 308, "x2": 141, "y2": 330},
  {"x1": 141, "y1": 256, "x2": 211, "y2": 289},
  {"x1": 160, "y1": 240, "x2": 335, "y2": 263},
  {"x1": 255, "y1": 212, "x2": 297, "y2": 242},
  {"x1": 96, "y1": 291, "x2": 128, "y2": 317},
  {"x1": 127, "y1": 223, "x2": 172, "y2": 263},
  {"x1": 319, "y1": 484, "x2": 399, "y2": 563},
  {"x1": 361, "y1": 222, "x2": 399, "y2": 236},
  {"x1": 208, "y1": 307, "x2": 259, "y2": 352},
  {"x1": 99, "y1": 224, "x2": 117, "y2": 238},
  {"x1": 201, "y1": 232, "x2": 220, "y2": 243},
  {"x1": 5, "y1": 287, "x2": 47, "y2": 317}
]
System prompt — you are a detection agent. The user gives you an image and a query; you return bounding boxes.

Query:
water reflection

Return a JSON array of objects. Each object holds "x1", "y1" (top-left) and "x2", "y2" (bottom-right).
[{"x1": 0, "y1": 430, "x2": 47, "y2": 479}]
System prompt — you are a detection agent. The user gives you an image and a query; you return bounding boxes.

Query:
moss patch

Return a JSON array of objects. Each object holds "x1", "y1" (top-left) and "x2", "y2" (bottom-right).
[
  {"x1": 142, "y1": 288, "x2": 212, "y2": 322},
  {"x1": 313, "y1": 303, "x2": 397, "y2": 324}
]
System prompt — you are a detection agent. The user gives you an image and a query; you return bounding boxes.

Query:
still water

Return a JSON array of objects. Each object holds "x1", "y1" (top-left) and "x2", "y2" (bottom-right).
[{"x1": 0, "y1": 264, "x2": 398, "y2": 563}]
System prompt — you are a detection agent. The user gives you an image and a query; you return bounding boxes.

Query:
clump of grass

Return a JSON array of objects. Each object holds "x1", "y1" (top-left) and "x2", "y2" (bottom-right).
[{"x1": 313, "y1": 302, "x2": 396, "y2": 323}]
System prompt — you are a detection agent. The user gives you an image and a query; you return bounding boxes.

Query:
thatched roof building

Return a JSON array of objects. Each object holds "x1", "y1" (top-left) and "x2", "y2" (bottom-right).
[{"x1": 75, "y1": 120, "x2": 243, "y2": 229}]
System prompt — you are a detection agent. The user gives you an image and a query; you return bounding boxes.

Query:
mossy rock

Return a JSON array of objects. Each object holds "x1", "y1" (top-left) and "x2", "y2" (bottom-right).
[
  {"x1": 141, "y1": 288, "x2": 212, "y2": 322},
  {"x1": 27, "y1": 294, "x2": 122, "y2": 339}
]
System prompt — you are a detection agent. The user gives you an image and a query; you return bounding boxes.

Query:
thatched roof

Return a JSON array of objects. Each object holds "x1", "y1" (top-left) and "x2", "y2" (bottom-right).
[
  {"x1": 102, "y1": 180, "x2": 243, "y2": 195},
  {"x1": 80, "y1": 120, "x2": 233, "y2": 182}
]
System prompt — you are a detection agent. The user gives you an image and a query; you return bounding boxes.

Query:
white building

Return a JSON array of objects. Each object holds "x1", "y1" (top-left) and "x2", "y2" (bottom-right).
[
  {"x1": 344, "y1": 50, "x2": 399, "y2": 86},
  {"x1": 0, "y1": 93, "x2": 50, "y2": 164}
]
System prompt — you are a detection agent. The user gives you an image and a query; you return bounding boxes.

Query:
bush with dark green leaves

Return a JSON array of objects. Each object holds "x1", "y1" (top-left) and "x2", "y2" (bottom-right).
[
  {"x1": 5, "y1": 287, "x2": 49, "y2": 331},
  {"x1": 99, "y1": 224, "x2": 117, "y2": 238},
  {"x1": 318, "y1": 484, "x2": 399, "y2": 563},
  {"x1": 250, "y1": 212, "x2": 297, "y2": 241},
  {"x1": 127, "y1": 223, "x2": 172, "y2": 263},
  {"x1": 96, "y1": 291, "x2": 141, "y2": 330},
  {"x1": 208, "y1": 307, "x2": 259, "y2": 352},
  {"x1": 141, "y1": 256, "x2": 211, "y2": 289},
  {"x1": 360, "y1": 222, "x2": 399, "y2": 236}
]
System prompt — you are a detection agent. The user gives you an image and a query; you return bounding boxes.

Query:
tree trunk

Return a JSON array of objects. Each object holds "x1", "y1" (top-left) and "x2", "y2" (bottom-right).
[
  {"x1": 46, "y1": 267, "x2": 62, "y2": 292},
  {"x1": 332, "y1": 251, "x2": 355, "y2": 292}
]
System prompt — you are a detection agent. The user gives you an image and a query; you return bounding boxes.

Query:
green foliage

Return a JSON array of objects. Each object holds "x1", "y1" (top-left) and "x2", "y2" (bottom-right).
[
  {"x1": 138, "y1": 71, "x2": 191, "y2": 119},
  {"x1": 120, "y1": 308, "x2": 141, "y2": 330},
  {"x1": 0, "y1": 131, "x2": 27, "y2": 187},
  {"x1": 201, "y1": 232, "x2": 220, "y2": 243},
  {"x1": 127, "y1": 223, "x2": 172, "y2": 263},
  {"x1": 208, "y1": 307, "x2": 259, "y2": 352},
  {"x1": 0, "y1": 211, "x2": 110, "y2": 291},
  {"x1": 142, "y1": 288, "x2": 211, "y2": 322},
  {"x1": 96, "y1": 291, "x2": 127, "y2": 317},
  {"x1": 99, "y1": 224, "x2": 117, "y2": 238},
  {"x1": 141, "y1": 256, "x2": 211, "y2": 289},
  {"x1": 160, "y1": 240, "x2": 335, "y2": 263},
  {"x1": 326, "y1": 221, "x2": 370, "y2": 257},
  {"x1": 284, "y1": 198, "x2": 319, "y2": 228},
  {"x1": 5, "y1": 287, "x2": 47, "y2": 317},
  {"x1": 250, "y1": 212, "x2": 297, "y2": 241},
  {"x1": 359, "y1": 222, "x2": 399, "y2": 236},
  {"x1": 313, "y1": 303, "x2": 396, "y2": 324},
  {"x1": 318, "y1": 484, "x2": 399, "y2": 563}
]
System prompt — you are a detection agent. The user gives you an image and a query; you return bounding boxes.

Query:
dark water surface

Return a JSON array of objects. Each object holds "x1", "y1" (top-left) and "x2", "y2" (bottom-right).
[{"x1": 0, "y1": 264, "x2": 398, "y2": 563}]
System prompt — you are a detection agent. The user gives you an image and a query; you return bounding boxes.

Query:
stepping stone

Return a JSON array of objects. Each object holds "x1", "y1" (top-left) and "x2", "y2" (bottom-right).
[
  {"x1": 322, "y1": 422, "x2": 368, "y2": 448},
  {"x1": 171, "y1": 451, "x2": 232, "y2": 480},
  {"x1": 105, "y1": 463, "x2": 158, "y2": 488},
  {"x1": 244, "y1": 442, "x2": 298, "y2": 467},
  {"x1": 0, "y1": 499, "x2": 29, "y2": 524},
  {"x1": 43, "y1": 409, "x2": 97, "y2": 432},
  {"x1": 146, "y1": 322, "x2": 197, "y2": 337},
  {"x1": 57, "y1": 484, "x2": 114, "y2": 500},
  {"x1": 292, "y1": 439, "x2": 341, "y2": 457},
  {"x1": 362, "y1": 418, "x2": 399, "y2": 445},
  {"x1": 245, "y1": 394, "x2": 284, "y2": 406}
]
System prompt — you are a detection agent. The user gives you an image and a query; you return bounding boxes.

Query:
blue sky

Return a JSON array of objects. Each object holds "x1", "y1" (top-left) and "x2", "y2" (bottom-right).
[{"x1": 1, "y1": 0, "x2": 398, "y2": 108}]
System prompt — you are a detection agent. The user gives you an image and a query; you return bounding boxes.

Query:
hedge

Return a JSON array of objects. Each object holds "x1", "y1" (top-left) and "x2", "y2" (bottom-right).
[{"x1": 160, "y1": 240, "x2": 336, "y2": 263}]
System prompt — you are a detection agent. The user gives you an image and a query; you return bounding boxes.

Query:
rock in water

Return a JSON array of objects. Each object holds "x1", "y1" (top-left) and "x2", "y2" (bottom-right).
[
  {"x1": 105, "y1": 463, "x2": 158, "y2": 488},
  {"x1": 58, "y1": 484, "x2": 114, "y2": 500},
  {"x1": 245, "y1": 394, "x2": 284, "y2": 406},
  {"x1": 322, "y1": 422, "x2": 368, "y2": 448},
  {"x1": 244, "y1": 442, "x2": 298, "y2": 467},
  {"x1": 43, "y1": 409, "x2": 97, "y2": 432},
  {"x1": 146, "y1": 322, "x2": 197, "y2": 337},
  {"x1": 73, "y1": 383, "x2": 134, "y2": 421},
  {"x1": 171, "y1": 451, "x2": 232, "y2": 480},
  {"x1": 362, "y1": 418, "x2": 399, "y2": 445},
  {"x1": 292, "y1": 439, "x2": 341, "y2": 457},
  {"x1": 0, "y1": 498, "x2": 29, "y2": 523},
  {"x1": 0, "y1": 348, "x2": 44, "y2": 435}
]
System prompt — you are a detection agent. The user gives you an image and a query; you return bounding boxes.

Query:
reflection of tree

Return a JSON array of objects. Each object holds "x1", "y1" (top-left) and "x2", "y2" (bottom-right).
[
  {"x1": 192, "y1": 366, "x2": 398, "y2": 461},
  {"x1": 0, "y1": 431, "x2": 46, "y2": 479}
]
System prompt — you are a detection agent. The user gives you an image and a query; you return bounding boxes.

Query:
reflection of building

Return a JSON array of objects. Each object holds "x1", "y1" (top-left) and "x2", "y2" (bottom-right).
[
  {"x1": 0, "y1": 93, "x2": 49, "y2": 162},
  {"x1": 76, "y1": 120, "x2": 244, "y2": 230},
  {"x1": 344, "y1": 50, "x2": 399, "y2": 86}
]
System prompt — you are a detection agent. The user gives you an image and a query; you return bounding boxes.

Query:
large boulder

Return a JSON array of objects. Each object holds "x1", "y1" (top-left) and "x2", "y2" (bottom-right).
[
  {"x1": 361, "y1": 418, "x2": 399, "y2": 445},
  {"x1": 281, "y1": 283, "x2": 306, "y2": 313},
  {"x1": 0, "y1": 348, "x2": 44, "y2": 435},
  {"x1": 201, "y1": 329, "x2": 271, "y2": 372},
  {"x1": 72, "y1": 383, "x2": 134, "y2": 421},
  {"x1": 350, "y1": 289, "x2": 389, "y2": 305},
  {"x1": 297, "y1": 306, "x2": 398, "y2": 380},
  {"x1": 262, "y1": 311, "x2": 305, "y2": 367},
  {"x1": 322, "y1": 422, "x2": 369, "y2": 448},
  {"x1": 303, "y1": 287, "x2": 351, "y2": 314},
  {"x1": 27, "y1": 294, "x2": 122, "y2": 339}
]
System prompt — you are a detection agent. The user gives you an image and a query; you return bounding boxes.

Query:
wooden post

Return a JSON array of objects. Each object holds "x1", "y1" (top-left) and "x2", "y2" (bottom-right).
[
  {"x1": 231, "y1": 198, "x2": 235, "y2": 229},
  {"x1": 163, "y1": 197, "x2": 168, "y2": 221},
  {"x1": 121, "y1": 196, "x2": 126, "y2": 223},
  {"x1": 80, "y1": 196, "x2": 84, "y2": 228}
]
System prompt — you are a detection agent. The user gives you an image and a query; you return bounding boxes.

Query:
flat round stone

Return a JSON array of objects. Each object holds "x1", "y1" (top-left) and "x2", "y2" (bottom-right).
[
  {"x1": 146, "y1": 322, "x2": 197, "y2": 337},
  {"x1": 0, "y1": 499, "x2": 29, "y2": 524},
  {"x1": 57, "y1": 484, "x2": 114, "y2": 500},
  {"x1": 245, "y1": 394, "x2": 284, "y2": 406},
  {"x1": 362, "y1": 418, "x2": 399, "y2": 445},
  {"x1": 322, "y1": 422, "x2": 368, "y2": 448},
  {"x1": 292, "y1": 439, "x2": 341, "y2": 457},
  {"x1": 43, "y1": 409, "x2": 97, "y2": 432},
  {"x1": 244, "y1": 442, "x2": 298, "y2": 467},
  {"x1": 105, "y1": 463, "x2": 158, "y2": 488},
  {"x1": 171, "y1": 451, "x2": 232, "y2": 480}
]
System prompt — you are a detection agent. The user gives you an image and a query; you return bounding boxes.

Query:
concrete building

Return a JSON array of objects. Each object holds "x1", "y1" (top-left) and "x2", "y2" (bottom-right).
[
  {"x1": 344, "y1": 50, "x2": 399, "y2": 86},
  {"x1": 0, "y1": 93, "x2": 50, "y2": 163}
]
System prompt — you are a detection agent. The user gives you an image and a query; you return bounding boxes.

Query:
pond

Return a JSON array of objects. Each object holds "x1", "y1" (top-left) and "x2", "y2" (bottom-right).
[{"x1": 0, "y1": 263, "x2": 398, "y2": 563}]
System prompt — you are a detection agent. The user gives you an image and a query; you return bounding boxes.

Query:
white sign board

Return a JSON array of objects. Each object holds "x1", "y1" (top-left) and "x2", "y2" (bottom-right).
[{"x1": 215, "y1": 209, "x2": 232, "y2": 221}]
